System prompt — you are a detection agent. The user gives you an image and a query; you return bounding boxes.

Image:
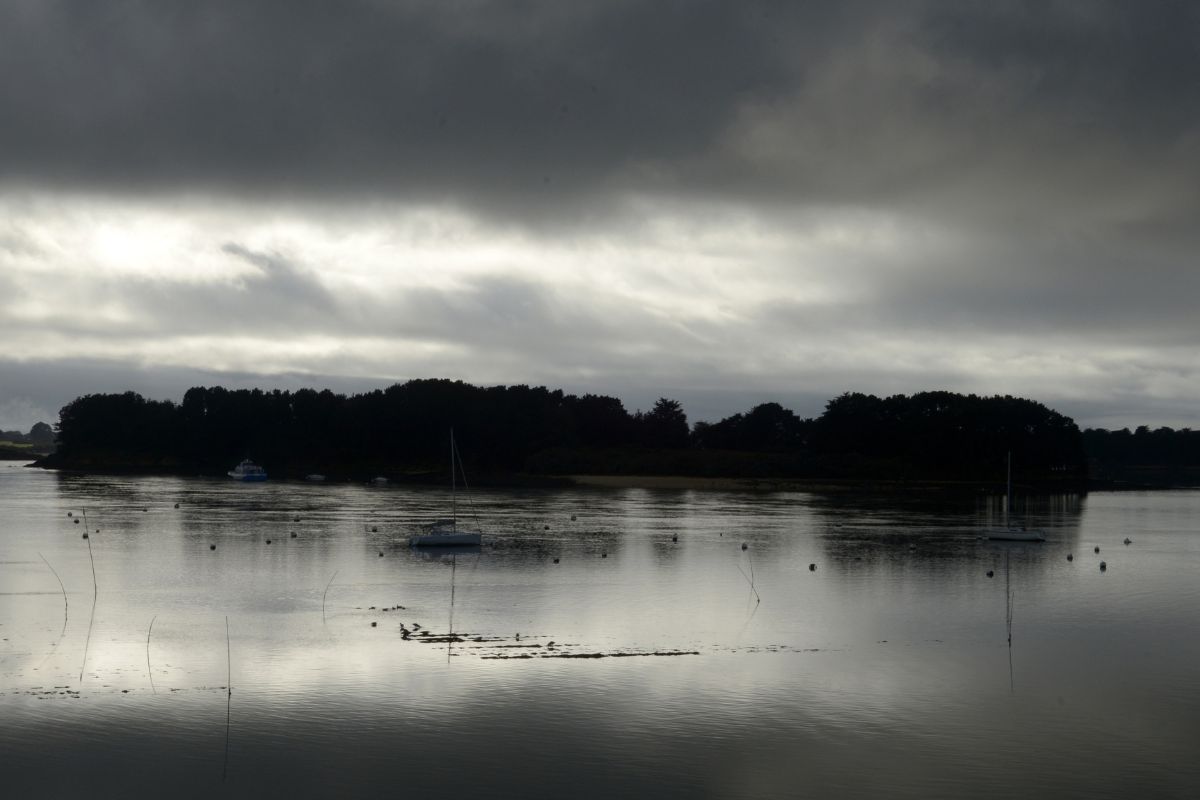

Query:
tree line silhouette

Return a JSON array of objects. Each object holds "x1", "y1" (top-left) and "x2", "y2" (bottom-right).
[{"x1": 40, "y1": 380, "x2": 1107, "y2": 484}]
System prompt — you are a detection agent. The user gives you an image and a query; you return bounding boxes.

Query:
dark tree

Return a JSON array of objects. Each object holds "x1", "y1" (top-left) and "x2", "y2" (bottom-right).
[{"x1": 637, "y1": 398, "x2": 690, "y2": 449}]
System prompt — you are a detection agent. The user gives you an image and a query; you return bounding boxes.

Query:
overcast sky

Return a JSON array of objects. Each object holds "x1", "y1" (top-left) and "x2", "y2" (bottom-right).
[{"x1": 2, "y1": 0, "x2": 1198, "y2": 432}]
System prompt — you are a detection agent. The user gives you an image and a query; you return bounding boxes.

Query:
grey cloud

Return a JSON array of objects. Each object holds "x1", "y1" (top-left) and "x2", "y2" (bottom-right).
[
  {"x1": 1, "y1": 2, "x2": 1197, "y2": 430},
  {"x1": 219, "y1": 242, "x2": 336, "y2": 312},
  {"x1": 0, "y1": 0, "x2": 792, "y2": 216},
  {"x1": 5, "y1": 2, "x2": 1192, "y2": 225}
]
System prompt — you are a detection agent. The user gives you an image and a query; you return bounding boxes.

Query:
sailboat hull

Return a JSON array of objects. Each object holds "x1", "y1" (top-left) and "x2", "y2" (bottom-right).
[
  {"x1": 410, "y1": 531, "x2": 482, "y2": 547},
  {"x1": 986, "y1": 528, "x2": 1046, "y2": 542}
]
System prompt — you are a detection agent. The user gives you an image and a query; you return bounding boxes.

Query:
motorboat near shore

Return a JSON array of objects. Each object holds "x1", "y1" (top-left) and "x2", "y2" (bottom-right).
[{"x1": 228, "y1": 459, "x2": 268, "y2": 481}]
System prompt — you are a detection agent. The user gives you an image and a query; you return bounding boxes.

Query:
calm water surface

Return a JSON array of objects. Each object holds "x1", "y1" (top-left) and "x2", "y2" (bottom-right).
[{"x1": 1, "y1": 463, "x2": 1198, "y2": 798}]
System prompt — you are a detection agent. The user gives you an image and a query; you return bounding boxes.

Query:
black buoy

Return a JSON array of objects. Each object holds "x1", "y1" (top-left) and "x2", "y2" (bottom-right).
[
  {"x1": 544, "y1": 525, "x2": 550, "y2": 530},
  {"x1": 553, "y1": 558, "x2": 559, "y2": 564},
  {"x1": 570, "y1": 514, "x2": 577, "y2": 521},
  {"x1": 67, "y1": 512, "x2": 73, "y2": 517},
  {"x1": 1100, "y1": 561, "x2": 1107, "y2": 571},
  {"x1": 82, "y1": 533, "x2": 88, "y2": 539},
  {"x1": 378, "y1": 552, "x2": 384, "y2": 557},
  {"x1": 601, "y1": 552, "x2": 607, "y2": 558},
  {"x1": 290, "y1": 532, "x2": 297, "y2": 538},
  {"x1": 986, "y1": 570, "x2": 994, "y2": 578},
  {"x1": 1067, "y1": 554, "x2": 1074, "y2": 561},
  {"x1": 370, "y1": 621, "x2": 377, "y2": 627},
  {"x1": 174, "y1": 503, "x2": 179, "y2": 509},
  {"x1": 741, "y1": 543, "x2": 748, "y2": 551},
  {"x1": 1123, "y1": 538, "x2": 1131, "y2": 545},
  {"x1": 1094, "y1": 546, "x2": 1100, "y2": 553},
  {"x1": 672, "y1": 535, "x2": 678, "y2": 542},
  {"x1": 266, "y1": 539, "x2": 271, "y2": 545},
  {"x1": 294, "y1": 516, "x2": 300, "y2": 522},
  {"x1": 371, "y1": 526, "x2": 378, "y2": 532},
  {"x1": 210, "y1": 544, "x2": 216, "y2": 551},
  {"x1": 142, "y1": 508, "x2": 148, "y2": 513},
  {"x1": 809, "y1": 563, "x2": 816, "y2": 571},
  {"x1": 74, "y1": 518, "x2": 80, "y2": 524}
]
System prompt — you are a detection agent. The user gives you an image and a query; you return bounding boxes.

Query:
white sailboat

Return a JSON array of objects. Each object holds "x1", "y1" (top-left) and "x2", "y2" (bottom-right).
[
  {"x1": 986, "y1": 452, "x2": 1046, "y2": 542},
  {"x1": 410, "y1": 429, "x2": 484, "y2": 547}
]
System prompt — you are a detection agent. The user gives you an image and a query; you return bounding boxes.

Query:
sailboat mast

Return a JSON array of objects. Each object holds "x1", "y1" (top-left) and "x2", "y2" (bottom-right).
[
  {"x1": 1006, "y1": 450, "x2": 1012, "y2": 522},
  {"x1": 451, "y1": 428, "x2": 457, "y2": 532}
]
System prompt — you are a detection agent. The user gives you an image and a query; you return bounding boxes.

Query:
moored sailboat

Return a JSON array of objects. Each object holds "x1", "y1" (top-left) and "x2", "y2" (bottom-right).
[
  {"x1": 410, "y1": 430, "x2": 483, "y2": 547},
  {"x1": 986, "y1": 452, "x2": 1045, "y2": 542}
]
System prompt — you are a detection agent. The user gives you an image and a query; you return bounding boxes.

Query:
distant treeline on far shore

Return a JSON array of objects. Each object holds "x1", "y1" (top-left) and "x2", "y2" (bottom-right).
[{"x1": 30, "y1": 380, "x2": 1200, "y2": 488}]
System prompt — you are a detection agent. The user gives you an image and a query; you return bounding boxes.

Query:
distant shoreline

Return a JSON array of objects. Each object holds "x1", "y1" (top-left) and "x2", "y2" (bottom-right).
[{"x1": 28, "y1": 458, "x2": 1189, "y2": 492}]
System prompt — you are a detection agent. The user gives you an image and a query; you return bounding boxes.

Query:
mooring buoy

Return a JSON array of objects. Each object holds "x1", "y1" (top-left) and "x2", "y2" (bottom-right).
[{"x1": 987, "y1": 570, "x2": 994, "y2": 578}]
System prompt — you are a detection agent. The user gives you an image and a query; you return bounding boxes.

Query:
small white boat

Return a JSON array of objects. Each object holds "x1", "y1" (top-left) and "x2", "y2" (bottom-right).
[
  {"x1": 305, "y1": 474, "x2": 326, "y2": 482},
  {"x1": 986, "y1": 452, "x2": 1045, "y2": 542},
  {"x1": 227, "y1": 459, "x2": 267, "y2": 481},
  {"x1": 410, "y1": 430, "x2": 484, "y2": 548}
]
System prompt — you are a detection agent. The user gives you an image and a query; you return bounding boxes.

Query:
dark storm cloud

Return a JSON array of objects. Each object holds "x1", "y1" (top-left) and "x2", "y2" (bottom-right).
[
  {"x1": 0, "y1": 0, "x2": 796, "y2": 212},
  {"x1": 1, "y1": 0, "x2": 1188, "y2": 219}
]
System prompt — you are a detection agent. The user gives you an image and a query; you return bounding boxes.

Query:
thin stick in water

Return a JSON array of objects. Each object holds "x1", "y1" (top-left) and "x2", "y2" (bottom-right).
[
  {"x1": 79, "y1": 592, "x2": 96, "y2": 685},
  {"x1": 38, "y1": 552, "x2": 68, "y2": 636},
  {"x1": 322, "y1": 570, "x2": 339, "y2": 624},
  {"x1": 82, "y1": 511, "x2": 98, "y2": 600},
  {"x1": 223, "y1": 615, "x2": 232, "y2": 782},
  {"x1": 736, "y1": 560, "x2": 761, "y2": 604},
  {"x1": 146, "y1": 615, "x2": 157, "y2": 694}
]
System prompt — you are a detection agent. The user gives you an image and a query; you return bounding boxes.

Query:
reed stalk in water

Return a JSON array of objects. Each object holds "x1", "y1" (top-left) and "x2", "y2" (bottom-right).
[
  {"x1": 146, "y1": 615, "x2": 157, "y2": 695},
  {"x1": 82, "y1": 510, "x2": 98, "y2": 599},
  {"x1": 322, "y1": 570, "x2": 339, "y2": 624},
  {"x1": 736, "y1": 557, "x2": 761, "y2": 604},
  {"x1": 223, "y1": 616, "x2": 232, "y2": 782},
  {"x1": 38, "y1": 552, "x2": 68, "y2": 635}
]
